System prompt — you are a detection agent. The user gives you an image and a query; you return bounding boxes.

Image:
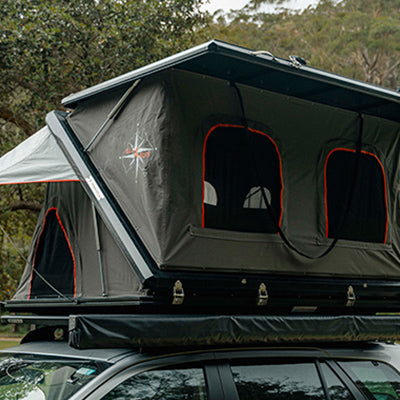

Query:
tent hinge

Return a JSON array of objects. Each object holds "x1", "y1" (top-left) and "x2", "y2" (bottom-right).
[
  {"x1": 346, "y1": 285, "x2": 356, "y2": 307},
  {"x1": 257, "y1": 283, "x2": 269, "y2": 306},
  {"x1": 172, "y1": 280, "x2": 185, "y2": 305}
]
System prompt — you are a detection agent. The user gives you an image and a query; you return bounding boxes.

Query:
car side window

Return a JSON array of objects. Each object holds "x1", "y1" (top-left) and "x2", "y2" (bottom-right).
[
  {"x1": 101, "y1": 367, "x2": 207, "y2": 400},
  {"x1": 231, "y1": 362, "x2": 325, "y2": 400},
  {"x1": 320, "y1": 362, "x2": 355, "y2": 400},
  {"x1": 339, "y1": 361, "x2": 400, "y2": 400}
]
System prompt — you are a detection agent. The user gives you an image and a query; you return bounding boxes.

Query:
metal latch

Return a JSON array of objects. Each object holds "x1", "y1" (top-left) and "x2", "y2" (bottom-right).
[
  {"x1": 172, "y1": 280, "x2": 185, "y2": 305},
  {"x1": 257, "y1": 283, "x2": 269, "y2": 306},
  {"x1": 346, "y1": 285, "x2": 356, "y2": 307},
  {"x1": 289, "y1": 55, "x2": 307, "y2": 68}
]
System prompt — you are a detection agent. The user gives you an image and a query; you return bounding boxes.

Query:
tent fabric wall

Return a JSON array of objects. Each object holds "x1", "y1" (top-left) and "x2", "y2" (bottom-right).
[
  {"x1": 66, "y1": 69, "x2": 400, "y2": 279},
  {"x1": 13, "y1": 182, "x2": 143, "y2": 300},
  {"x1": 0, "y1": 126, "x2": 78, "y2": 184}
]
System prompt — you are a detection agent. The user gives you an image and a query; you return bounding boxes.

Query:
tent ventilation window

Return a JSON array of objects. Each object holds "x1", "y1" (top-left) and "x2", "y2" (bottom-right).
[
  {"x1": 28, "y1": 207, "x2": 76, "y2": 298},
  {"x1": 324, "y1": 148, "x2": 388, "y2": 243},
  {"x1": 202, "y1": 124, "x2": 283, "y2": 233}
]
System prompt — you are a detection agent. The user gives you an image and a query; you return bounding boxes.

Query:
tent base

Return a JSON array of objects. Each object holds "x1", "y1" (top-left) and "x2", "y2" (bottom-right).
[{"x1": 7, "y1": 272, "x2": 400, "y2": 315}]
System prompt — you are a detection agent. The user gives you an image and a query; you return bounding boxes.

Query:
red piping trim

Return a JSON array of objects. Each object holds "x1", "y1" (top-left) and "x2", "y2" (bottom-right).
[
  {"x1": 324, "y1": 148, "x2": 388, "y2": 243},
  {"x1": 202, "y1": 123, "x2": 284, "y2": 229},
  {"x1": 28, "y1": 207, "x2": 77, "y2": 299},
  {"x1": 0, "y1": 179, "x2": 79, "y2": 186}
]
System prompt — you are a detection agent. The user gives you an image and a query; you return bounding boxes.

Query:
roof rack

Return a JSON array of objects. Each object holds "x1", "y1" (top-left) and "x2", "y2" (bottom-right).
[
  {"x1": 1, "y1": 315, "x2": 69, "y2": 326},
  {"x1": 3, "y1": 314, "x2": 400, "y2": 349}
]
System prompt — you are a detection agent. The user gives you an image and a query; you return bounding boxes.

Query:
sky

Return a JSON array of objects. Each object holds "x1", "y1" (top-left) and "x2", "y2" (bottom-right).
[{"x1": 201, "y1": 0, "x2": 319, "y2": 14}]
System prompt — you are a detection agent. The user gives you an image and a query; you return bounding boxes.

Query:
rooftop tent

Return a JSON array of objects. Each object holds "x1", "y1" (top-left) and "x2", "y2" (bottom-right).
[
  {"x1": 60, "y1": 42, "x2": 400, "y2": 282},
  {"x1": 6, "y1": 40, "x2": 400, "y2": 313},
  {"x1": 0, "y1": 128, "x2": 142, "y2": 303}
]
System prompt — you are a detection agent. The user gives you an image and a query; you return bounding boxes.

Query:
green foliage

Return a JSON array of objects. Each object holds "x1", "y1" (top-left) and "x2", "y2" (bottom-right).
[
  {"x1": 0, "y1": 184, "x2": 45, "y2": 300},
  {"x1": 1, "y1": 0, "x2": 400, "y2": 301},
  {"x1": 0, "y1": 0, "x2": 207, "y2": 301},
  {"x1": 0, "y1": 0, "x2": 207, "y2": 133},
  {"x1": 202, "y1": 0, "x2": 400, "y2": 89}
]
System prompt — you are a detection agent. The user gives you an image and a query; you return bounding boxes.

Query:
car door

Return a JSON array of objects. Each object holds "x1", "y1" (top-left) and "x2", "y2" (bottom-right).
[{"x1": 78, "y1": 351, "x2": 400, "y2": 400}]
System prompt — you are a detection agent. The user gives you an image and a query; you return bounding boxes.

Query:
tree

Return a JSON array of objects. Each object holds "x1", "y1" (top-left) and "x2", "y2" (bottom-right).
[
  {"x1": 203, "y1": 0, "x2": 400, "y2": 90},
  {"x1": 0, "y1": 0, "x2": 207, "y2": 300},
  {"x1": 0, "y1": 0, "x2": 207, "y2": 136}
]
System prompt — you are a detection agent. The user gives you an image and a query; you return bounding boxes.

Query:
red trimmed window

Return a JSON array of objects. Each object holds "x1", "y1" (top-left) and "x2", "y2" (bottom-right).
[
  {"x1": 202, "y1": 124, "x2": 283, "y2": 233},
  {"x1": 324, "y1": 148, "x2": 388, "y2": 243},
  {"x1": 29, "y1": 208, "x2": 76, "y2": 298}
]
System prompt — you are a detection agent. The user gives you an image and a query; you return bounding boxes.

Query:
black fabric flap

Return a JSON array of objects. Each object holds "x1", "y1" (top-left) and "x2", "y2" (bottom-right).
[{"x1": 68, "y1": 314, "x2": 400, "y2": 349}]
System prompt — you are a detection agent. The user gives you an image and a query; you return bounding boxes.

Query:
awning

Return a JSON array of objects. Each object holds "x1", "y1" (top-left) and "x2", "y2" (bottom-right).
[
  {"x1": 68, "y1": 314, "x2": 400, "y2": 349},
  {"x1": 0, "y1": 126, "x2": 78, "y2": 185}
]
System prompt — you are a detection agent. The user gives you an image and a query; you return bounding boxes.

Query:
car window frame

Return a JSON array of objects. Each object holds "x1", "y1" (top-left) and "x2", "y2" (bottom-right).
[
  {"x1": 322, "y1": 359, "x2": 366, "y2": 400},
  {"x1": 217, "y1": 355, "x2": 368, "y2": 400},
  {"x1": 226, "y1": 357, "x2": 334, "y2": 400},
  {"x1": 79, "y1": 348, "x2": 330, "y2": 400},
  {"x1": 76, "y1": 349, "x2": 399, "y2": 400},
  {"x1": 80, "y1": 352, "x2": 226, "y2": 400},
  {"x1": 330, "y1": 358, "x2": 400, "y2": 400}
]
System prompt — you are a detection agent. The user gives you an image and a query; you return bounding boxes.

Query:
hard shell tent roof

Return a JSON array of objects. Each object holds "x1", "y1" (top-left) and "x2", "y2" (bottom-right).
[
  {"x1": 6, "y1": 40, "x2": 400, "y2": 313},
  {"x1": 62, "y1": 40, "x2": 400, "y2": 122}
]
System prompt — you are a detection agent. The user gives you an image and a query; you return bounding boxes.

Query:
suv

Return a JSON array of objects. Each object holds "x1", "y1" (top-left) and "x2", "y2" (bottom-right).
[{"x1": 1, "y1": 337, "x2": 400, "y2": 400}]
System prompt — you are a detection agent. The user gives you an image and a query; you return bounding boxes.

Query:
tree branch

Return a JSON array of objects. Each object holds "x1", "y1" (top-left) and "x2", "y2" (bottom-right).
[
  {"x1": 0, "y1": 107, "x2": 35, "y2": 136},
  {"x1": 5, "y1": 201, "x2": 42, "y2": 212}
]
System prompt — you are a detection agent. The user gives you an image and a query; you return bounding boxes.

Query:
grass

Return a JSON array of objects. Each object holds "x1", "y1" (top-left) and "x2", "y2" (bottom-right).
[
  {"x1": 0, "y1": 317, "x2": 26, "y2": 349},
  {"x1": 0, "y1": 339, "x2": 21, "y2": 350}
]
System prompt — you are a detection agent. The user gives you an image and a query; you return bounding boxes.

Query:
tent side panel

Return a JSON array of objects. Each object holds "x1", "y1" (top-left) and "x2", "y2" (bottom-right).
[
  {"x1": 67, "y1": 69, "x2": 400, "y2": 279},
  {"x1": 13, "y1": 182, "x2": 143, "y2": 301},
  {"x1": 67, "y1": 77, "x2": 170, "y2": 264}
]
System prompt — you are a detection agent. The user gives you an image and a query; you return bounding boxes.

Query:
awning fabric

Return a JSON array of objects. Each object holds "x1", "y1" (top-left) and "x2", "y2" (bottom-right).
[
  {"x1": 68, "y1": 314, "x2": 400, "y2": 349},
  {"x1": 0, "y1": 126, "x2": 78, "y2": 185}
]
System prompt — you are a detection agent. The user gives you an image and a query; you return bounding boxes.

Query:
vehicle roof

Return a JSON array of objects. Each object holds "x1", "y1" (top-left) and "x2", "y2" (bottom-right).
[
  {"x1": 2, "y1": 340, "x2": 400, "y2": 368},
  {"x1": 0, "y1": 341, "x2": 142, "y2": 364}
]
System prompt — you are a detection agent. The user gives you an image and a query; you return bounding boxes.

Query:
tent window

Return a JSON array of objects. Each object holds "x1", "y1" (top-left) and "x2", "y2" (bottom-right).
[
  {"x1": 29, "y1": 208, "x2": 76, "y2": 298},
  {"x1": 202, "y1": 124, "x2": 283, "y2": 233},
  {"x1": 325, "y1": 148, "x2": 388, "y2": 243}
]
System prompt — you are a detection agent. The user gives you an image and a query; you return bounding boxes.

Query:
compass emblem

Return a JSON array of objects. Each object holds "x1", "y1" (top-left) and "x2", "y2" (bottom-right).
[{"x1": 120, "y1": 123, "x2": 157, "y2": 182}]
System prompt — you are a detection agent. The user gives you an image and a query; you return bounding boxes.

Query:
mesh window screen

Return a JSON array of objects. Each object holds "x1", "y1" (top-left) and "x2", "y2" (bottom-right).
[
  {"x1": 29, "y1": 208, "x2": 76, "y2": 298},
  {"x1": 203, "y1": 125, "x2": 282, "y2": 233},
  {"x1": 325, "y1": 149, "x2": 387, "y2": 243}
]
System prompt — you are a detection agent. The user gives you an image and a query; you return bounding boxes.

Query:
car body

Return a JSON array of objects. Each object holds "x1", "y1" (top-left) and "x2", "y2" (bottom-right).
[{"x1": 1, "y1": 338, "x2": 400, "y2": 400}]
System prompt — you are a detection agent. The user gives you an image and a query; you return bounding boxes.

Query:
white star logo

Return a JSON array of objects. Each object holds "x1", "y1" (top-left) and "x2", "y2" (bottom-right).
[{"x1": 120, "y1": 124, "x2": 157, "y2": 181}]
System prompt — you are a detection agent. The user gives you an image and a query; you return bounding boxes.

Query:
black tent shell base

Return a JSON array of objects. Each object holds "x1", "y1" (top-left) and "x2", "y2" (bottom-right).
[{"x1": 5, "y1": 273, "x2": 400, "y2": 315}]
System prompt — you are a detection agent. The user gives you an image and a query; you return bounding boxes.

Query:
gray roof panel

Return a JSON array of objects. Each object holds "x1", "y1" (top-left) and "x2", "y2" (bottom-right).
[{"x1": 62, "y1": 40, "x2": 400, "y2": 122}]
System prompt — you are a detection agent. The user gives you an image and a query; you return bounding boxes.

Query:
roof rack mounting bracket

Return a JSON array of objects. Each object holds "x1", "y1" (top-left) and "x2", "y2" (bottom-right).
[
  {"x1": 172, "y1": 280, "x2": 185, "y2": 305},
  {"x1": 257, "y1": 283, "x2": 269, "y2": 306},
  {"x1": 346, "y1": 285, "x2": 356, "y2": 307}
]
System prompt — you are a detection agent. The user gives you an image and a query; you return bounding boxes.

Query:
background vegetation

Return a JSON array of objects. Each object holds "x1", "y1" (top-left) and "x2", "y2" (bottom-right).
[{"x1": 0, "y1": 0, "x2": 399, "y2": 300}]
